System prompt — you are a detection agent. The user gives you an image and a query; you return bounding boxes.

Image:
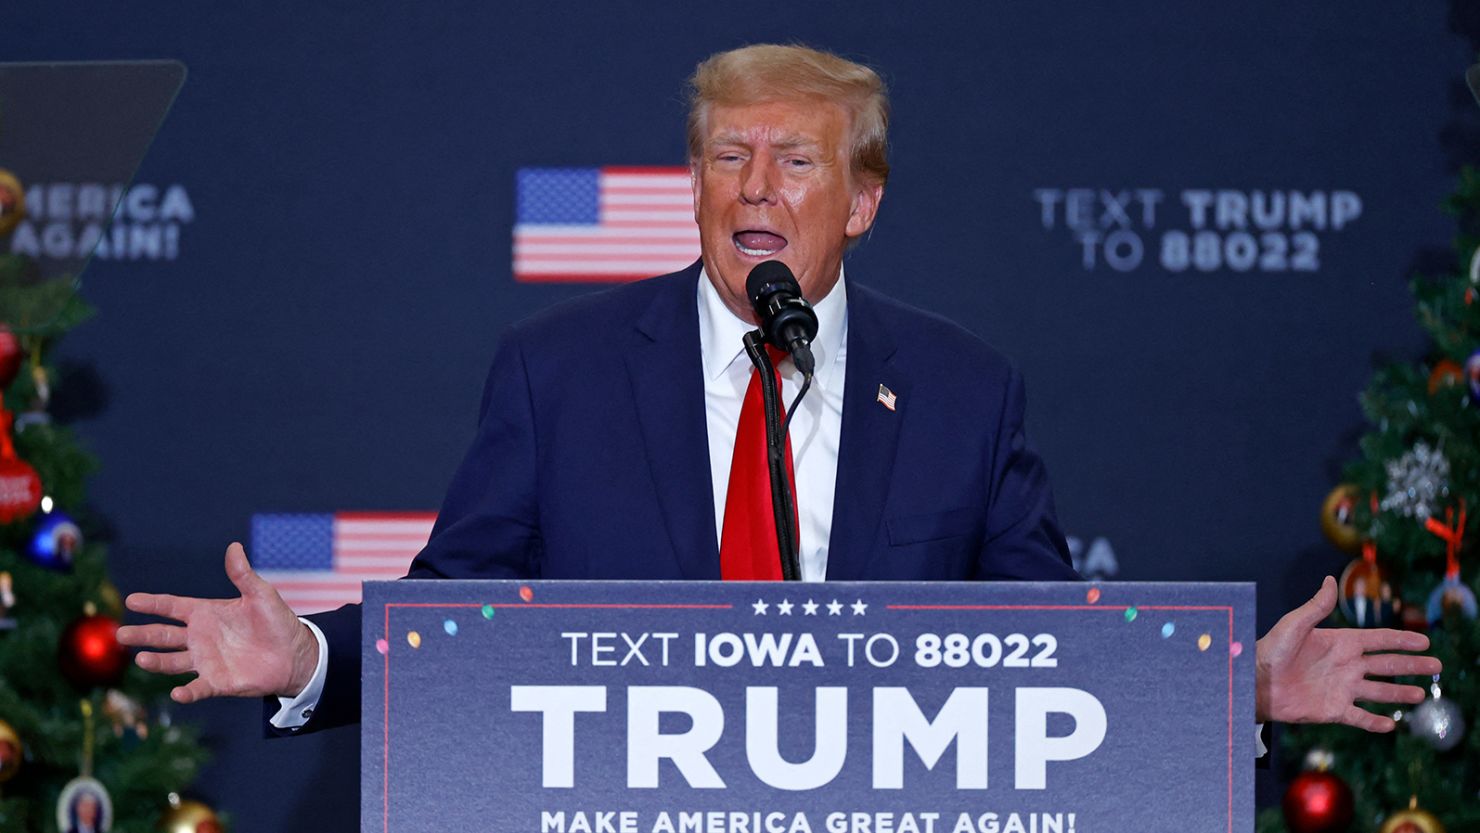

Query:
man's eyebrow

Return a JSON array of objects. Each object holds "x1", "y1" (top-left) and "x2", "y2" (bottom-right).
[
  {"x1": 706, "y1": 132, "x2": 749, "y2": 147},
  {"x1": 706, "y1": 132, "x2": 823, "y2": 151},
  {"x1": 770, "y1": 135, "x2": 822, "y2": 151}
]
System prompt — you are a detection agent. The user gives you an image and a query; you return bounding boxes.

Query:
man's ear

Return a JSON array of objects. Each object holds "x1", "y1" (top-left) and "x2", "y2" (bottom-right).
[
  {"x1": 690, "y1": 162, "x2": 702, "y2": 224},
  {"x1": 845, "y1": 180, "x2": 884, "y2": 238}
]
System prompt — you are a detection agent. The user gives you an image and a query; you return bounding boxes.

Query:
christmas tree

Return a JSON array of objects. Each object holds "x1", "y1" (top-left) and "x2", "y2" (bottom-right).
[
  {"x1": 1256, "y1": 175, "x2": 1480, "y2": 830},
  {"x1": 0, "y1": 239, "x2": 220, "y2": 826}
]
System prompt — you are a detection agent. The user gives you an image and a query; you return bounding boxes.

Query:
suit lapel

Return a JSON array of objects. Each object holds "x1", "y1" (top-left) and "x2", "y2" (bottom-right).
[
  {"x1": 826, "y1": 285, "x2": 907, "y2": 580},
  {"x1": 625, "y1": 267, "x2": 722, "y2": 579}
]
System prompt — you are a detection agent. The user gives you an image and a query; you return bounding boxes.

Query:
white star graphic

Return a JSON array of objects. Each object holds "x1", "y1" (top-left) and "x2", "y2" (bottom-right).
[
  {"x1": 851, "y1": 599, "x2": 868, "y2": 616},
  {"x1": 753, "y1": 599, "x2": 769, "y2": 615},
  {"x1": 826, "y1": 599, "x2": 844, "y2": 616},
  {"x1": 802, "y1": 599, "x2": 819, "y2": 615},
  {"x1": 777, "y1": 599, "x2": 794, "y2": 615}
]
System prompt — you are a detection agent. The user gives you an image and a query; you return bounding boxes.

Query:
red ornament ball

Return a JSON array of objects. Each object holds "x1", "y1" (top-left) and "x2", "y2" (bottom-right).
[
  {"x1": 0, "y1": 327, "x2": 20, "y2": 389},
  {"x1": 1284, "y1": 770, "x2": 1354, "y2": 833},
  {"x1": 0, "y1": 456, "x2": 41, "y2": 524},
  {"x1": 1400, "y1": 603, "x2": 1430, "y2": 632},
  {"x1": 58, "y1": 614, "x2": 127, "y2": 688}
]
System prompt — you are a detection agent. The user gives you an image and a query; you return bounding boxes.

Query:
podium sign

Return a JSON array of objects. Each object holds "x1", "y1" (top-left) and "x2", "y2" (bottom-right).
[{"x1": 363, "y1": 581, "x2": 1254, "y2": 833}]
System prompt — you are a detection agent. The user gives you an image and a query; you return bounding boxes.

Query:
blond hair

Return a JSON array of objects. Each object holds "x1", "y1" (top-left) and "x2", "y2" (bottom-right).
[{"x1": 686, "y1": 44, "x2": 890, "y2": 187}]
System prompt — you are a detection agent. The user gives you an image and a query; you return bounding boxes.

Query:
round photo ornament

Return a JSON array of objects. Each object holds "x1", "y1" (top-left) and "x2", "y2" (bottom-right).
[
  {"x1": 56, "y1": 775, "x2": 113, "y2": 833},
  {"x1": 57, "y1": 701, "x2": 113, "y2": 832},
  {"x1": 1338, "y1": 494, "x2": 1401, "y2": 627}
]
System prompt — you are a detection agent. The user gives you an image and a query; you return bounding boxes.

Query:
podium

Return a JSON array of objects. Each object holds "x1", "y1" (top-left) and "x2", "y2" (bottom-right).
[{"x1": 363, "y1": 580, "x2": 1254, "y2": 833}]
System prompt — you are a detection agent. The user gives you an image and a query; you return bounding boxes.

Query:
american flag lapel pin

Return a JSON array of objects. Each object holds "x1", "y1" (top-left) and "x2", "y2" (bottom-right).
[{"x1": 876, "y1": 384, "x2": 898, "y2": 411}]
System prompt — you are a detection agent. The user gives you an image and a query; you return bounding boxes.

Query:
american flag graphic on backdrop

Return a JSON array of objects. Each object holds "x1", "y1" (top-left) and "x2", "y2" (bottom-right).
[
  {"x1": 512, "y1": 166, "x2": 700, "y2": 282},
  {"x1": 252, "y1": 512, "x2": 436, "y2": 614}
]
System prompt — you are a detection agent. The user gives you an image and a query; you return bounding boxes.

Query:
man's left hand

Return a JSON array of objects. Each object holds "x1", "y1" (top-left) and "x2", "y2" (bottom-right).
[{"x1": 1256, "y1": 575, "x2": 1443, "y2": 731}]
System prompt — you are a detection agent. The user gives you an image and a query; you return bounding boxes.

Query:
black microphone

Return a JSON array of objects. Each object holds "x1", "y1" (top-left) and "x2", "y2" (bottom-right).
[{"x1": 746, "y1": 260, "x2": 818, "y2": 377}]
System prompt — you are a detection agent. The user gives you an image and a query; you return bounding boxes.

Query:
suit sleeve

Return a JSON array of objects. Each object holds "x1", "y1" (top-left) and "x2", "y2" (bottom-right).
[
  {"x1": 265, "y1": 330, "x2": 545, "y2": 736},
  {"x1": 975, "y1": 366, "x2": 1081, "y2": 581}
]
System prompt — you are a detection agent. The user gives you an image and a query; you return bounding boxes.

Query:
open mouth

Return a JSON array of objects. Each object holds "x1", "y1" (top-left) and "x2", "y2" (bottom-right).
[{"x1": 733, "y1": 230, "x2": 788, "y2": 258}]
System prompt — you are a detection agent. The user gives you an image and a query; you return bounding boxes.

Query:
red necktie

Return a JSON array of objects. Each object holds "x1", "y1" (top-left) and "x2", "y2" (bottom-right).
[{"x1": 719, "y1": 346, "x2": 797, "y2": 581}]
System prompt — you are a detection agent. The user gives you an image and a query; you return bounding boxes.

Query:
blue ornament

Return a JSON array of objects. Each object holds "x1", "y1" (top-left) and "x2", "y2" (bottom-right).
[
  {"x1": 1426, "y1": 575, "x2": 1478, "y2": 625},
  {"x1": 27, "y1": 511, "x2": 82, "y2": 570},
  {"x1": 1467, "y1": 349, "x2": 1480, "y2": 399}
]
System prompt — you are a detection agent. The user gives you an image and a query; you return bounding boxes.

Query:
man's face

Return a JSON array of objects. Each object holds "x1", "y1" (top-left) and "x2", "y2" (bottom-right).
[
  {"x1": 77, "y1": 794, "x2": 99, "y2": 824},
  {"x1": 692, "y1": 98, "x2": 882, "y2": 322}
]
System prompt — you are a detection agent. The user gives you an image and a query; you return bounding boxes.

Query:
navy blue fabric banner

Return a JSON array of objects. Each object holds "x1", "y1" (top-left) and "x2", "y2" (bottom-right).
[{"x1": 7, "y1": 2, "x2": 1478, "y2": 830}]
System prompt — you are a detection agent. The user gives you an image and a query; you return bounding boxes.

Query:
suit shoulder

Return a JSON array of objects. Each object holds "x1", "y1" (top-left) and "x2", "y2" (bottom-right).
[
  {"x1": 852, "y1": 283, "x2": 1018, "y2": 381},
  {"x1": 504, "y1": 268, "x2": 695, "y2": 350}
]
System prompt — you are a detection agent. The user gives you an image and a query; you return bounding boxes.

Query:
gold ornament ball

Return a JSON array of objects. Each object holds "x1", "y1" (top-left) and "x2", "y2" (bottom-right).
[
  {"x1": 1320, "y1": 484, "x2": 1363, "y2": 553},
  {"x1": 1379, "y1": 800, "x2": 1445, "y2": 833},
  {"x1": 96, "y1": 580, "x2": 124, "y2": 619},
  {"x1": 0, "y1": 169, "x2": 24, "y2": 237},
  {"x1": 158, "y1": 797, "x2": 221, "y2": 833},
  {"x1": 0, "y1": 718, "x2": 21, "y2": 783}
]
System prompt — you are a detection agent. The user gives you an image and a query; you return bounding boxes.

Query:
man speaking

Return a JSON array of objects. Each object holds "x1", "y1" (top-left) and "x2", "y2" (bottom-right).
[{"x1": 117, "y1": 44, "x2": 1438, "y2": 740}]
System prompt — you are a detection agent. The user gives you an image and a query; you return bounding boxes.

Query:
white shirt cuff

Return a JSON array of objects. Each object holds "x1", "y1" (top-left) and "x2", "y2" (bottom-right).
[
  {"x1": 268, "y1": 618, "x2": 329, "y2": 730},
  {"x1": 1254, "y1": 722, "x2": 1267, "y2": 758}
]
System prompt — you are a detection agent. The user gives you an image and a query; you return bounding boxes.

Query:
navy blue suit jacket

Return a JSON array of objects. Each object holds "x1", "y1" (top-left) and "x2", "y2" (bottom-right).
[{"x1": 296, "y1": 264, "x2": 1077, "y2": 732}]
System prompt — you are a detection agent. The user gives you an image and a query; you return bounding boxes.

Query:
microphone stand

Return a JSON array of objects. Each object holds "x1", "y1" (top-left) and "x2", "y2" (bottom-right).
[{"x1": 743, "y1": 329, "x2": 801, "y2": 581}]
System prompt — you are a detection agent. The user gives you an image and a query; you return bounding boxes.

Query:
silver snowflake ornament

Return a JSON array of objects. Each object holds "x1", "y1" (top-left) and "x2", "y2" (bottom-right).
[{"x1": 1380, "y1": 441, "x2": 1450, "y2": 520}]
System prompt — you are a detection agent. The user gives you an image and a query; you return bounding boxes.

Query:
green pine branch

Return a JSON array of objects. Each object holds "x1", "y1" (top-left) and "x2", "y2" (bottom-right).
[
  {"x1": 0, "y1": 272, "x2": 219, "y2": 832},
  {"x1": 1272, "y1": 169, "x2": 1480, "y2": 831}
]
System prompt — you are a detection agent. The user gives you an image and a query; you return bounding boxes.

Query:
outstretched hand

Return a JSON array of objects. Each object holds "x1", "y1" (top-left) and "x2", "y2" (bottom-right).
[
  {"x1": 1255, "y1": 575, "x2": 1442, "y2": 731},
  {"x1": 116, "y1": 542, "x2": 319, "y2": 704}
]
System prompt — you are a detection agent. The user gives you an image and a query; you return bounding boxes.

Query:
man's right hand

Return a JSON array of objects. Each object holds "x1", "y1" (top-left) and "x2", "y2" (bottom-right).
[{"x1": 116, "y1": 542, "x2": 320, "y2": 704}]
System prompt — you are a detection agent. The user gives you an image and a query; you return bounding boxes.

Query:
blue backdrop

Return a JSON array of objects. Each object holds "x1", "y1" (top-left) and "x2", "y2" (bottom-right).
[{"x1": 9, "y1": 2, "x2": 1478, "y2": 829}]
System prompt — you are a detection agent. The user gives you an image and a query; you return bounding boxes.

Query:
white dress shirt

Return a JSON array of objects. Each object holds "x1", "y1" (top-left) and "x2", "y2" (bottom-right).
[{"x1": 698, "y1": 266, "x2": 848, "y2": 583}]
